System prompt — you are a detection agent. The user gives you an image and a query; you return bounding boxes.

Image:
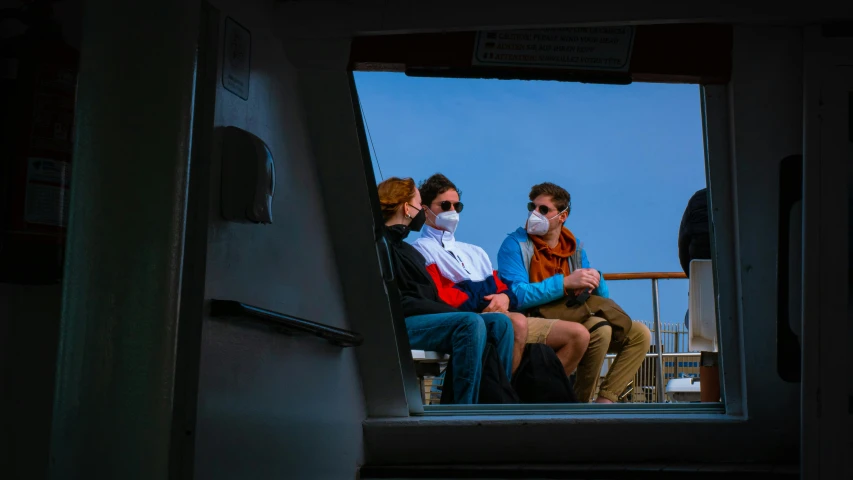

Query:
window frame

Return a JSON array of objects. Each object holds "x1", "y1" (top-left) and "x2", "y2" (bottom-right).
[
  {"x1": 349, "y1": 74, "x2": 744, "y2": 417},
  {"x1": 305, "y1": 26, "x2": 806, "y2": 466},
  {"x1": 350, "y1": 76, "x2": 797, "y2": 464}
]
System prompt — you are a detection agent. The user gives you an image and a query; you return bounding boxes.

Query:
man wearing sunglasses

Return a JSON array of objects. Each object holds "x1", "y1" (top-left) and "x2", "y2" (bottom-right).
[
  {"x1": 412, "y1": 174, "x2": 590, "y2": 378},
  {"x1": 497, "y1": 182, "x2": 651, "y2": 403}
]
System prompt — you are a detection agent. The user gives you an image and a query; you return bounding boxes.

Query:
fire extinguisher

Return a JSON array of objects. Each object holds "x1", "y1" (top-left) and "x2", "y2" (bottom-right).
[{"x1": 0, "y1": 0, "x2": 78, "y2": 284}]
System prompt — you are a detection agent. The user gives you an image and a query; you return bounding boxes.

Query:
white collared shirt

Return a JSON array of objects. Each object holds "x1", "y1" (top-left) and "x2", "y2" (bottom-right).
[{"x1": 412, "y1": 225, "x2": 495, "y2": 283}]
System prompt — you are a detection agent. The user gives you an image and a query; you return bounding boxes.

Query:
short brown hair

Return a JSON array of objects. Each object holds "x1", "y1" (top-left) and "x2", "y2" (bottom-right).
[
  {"x1": 529, "y1": 182, "x2": 571, "y2": 216},
  {"x1": 418, "y1": 173, "x2": 459, "y2": 208},
  {"x1": 377, "y1": 177, "x2": 416, "y2": 222}
]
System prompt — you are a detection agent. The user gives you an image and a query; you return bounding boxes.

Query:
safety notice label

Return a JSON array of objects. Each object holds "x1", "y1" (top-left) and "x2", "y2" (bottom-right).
[
  {"x1": 223, "y1": 17, "x2": 251, "y2": 100},
  {"x1": 25, "y1": 157, "x2": 70, "y2": 227},
  {"x1": 472, "y1": 26, "x2": 635, "y2": 72}
]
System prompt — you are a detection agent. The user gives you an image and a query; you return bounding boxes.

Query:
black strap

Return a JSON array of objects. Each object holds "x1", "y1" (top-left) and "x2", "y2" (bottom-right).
[{"x1": 588, "y1": 320, "x2": 610, "y2": 334}]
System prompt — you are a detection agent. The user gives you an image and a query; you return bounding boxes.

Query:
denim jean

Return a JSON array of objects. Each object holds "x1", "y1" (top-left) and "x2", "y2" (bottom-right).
[{"x1": 405, "y1": 311, "x2": 514, "y2": 404}]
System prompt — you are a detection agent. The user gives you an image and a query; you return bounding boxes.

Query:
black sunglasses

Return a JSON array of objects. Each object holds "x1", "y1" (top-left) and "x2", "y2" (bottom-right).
[
  {"x1": 528, "y1": 202, "x2": 567, "y2": 216},
  {"x1": 435, "y1": 200, "x2": 464, "y2": 213}
]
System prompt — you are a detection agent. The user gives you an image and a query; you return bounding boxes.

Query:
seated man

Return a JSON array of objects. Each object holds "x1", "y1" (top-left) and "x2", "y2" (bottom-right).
[
  {"x1": 412, "y1": 173, "x2": 589, "y2": 377},
  {"x1": 497, "y1": 182, "x2": 651, "y2": 403}
]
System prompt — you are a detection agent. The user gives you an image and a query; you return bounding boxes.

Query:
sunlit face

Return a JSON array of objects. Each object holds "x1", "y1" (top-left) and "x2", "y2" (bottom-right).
[
  {"x1": 529, "y1": 194, "x2": 568, "y2": 233},
  {"x1": 404, "y1": 188, "x2": 424, "y2": 220},
  {"x1": 426, "y1": 189, "x2": 461, "y2": 228}
]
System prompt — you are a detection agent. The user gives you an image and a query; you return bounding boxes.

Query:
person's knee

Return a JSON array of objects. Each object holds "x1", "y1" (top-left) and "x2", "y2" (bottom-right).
[
  {"x1": 633, "y1": 321, "x2": 651, "y2": 348},
  {"x1": 590, "y1": 323, "x2": 612, "y2": 347},
  {"x1": 455, "y1": 312, "x2": 486, "y2": 339},
  {"x1": 569, "y1": 323, "x2": 590, "y2": 350},
  {"x1": 494, "y1": 313, "x2": 514, "y2": 339},
  {"x1": 507, "y1": 312, "x2": 528, "y2": 342},
  {"x1": 547, "y1": 321, "x2": 589, "y2": 350}
]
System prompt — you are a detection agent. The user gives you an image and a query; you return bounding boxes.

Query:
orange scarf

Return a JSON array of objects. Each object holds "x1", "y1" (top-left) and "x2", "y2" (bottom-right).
[{"x1": 528, "y1": 227, "x2": 577, "y2": 283}]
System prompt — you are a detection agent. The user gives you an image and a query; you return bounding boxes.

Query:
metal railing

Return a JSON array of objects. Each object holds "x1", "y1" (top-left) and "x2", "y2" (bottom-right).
[
  {"x1": 600, "y1": 351, "x2": 701, "y2": 404},
  {"x1": 597, "y1": 320, "x2": 697, "y2": 403},
  {"x1": 603, "y1": 271, "x2": 687, "y2": 402},
  {"x1": 647, "y1": 321, "x2": 693, "y2": 354}
]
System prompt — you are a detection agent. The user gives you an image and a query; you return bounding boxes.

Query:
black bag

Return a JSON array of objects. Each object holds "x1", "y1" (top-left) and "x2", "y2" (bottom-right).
[
  {"x1": 564, "y1": 289, "x2": 590, "y2": 307},
  {"x1": 440, "y1": 341, "x2": 519, "y2": 404},
  {"x1": 511, "y1": 344, "x2": 578, "y2": 404}
]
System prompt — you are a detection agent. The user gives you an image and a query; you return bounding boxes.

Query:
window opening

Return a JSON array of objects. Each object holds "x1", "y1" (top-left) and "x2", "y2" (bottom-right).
[{"x1": 355, "y1": 72, "x2": 720, "y2": 410}]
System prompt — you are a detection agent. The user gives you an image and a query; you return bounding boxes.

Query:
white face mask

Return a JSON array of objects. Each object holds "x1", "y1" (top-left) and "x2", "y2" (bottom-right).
[
  {"x1": 432, "y1": 210, "x2": 460, "y2": 234},
  {"x1": 525, "y1": 206, "x2": 568, "y2": 236},
  {"x1": 525, "y1": 211, "x2": 550, "y2": 236}
]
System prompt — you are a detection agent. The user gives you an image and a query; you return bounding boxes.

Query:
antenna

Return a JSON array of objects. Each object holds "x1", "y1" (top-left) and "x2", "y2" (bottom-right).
[{"x1": 358, "y1": 102, "x2": 384, "y2": 181}]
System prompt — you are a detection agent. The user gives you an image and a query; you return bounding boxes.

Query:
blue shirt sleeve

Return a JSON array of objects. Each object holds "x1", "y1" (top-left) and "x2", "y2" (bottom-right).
[
  {"x1": 497, "y1": 234, "x2": 566, "y2": 311},
  {"x1": 580, "y1": 248, "x2": 609, "y2": 298}
]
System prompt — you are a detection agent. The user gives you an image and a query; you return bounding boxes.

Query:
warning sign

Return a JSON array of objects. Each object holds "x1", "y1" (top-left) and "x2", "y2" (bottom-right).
[
  {"x1": 472, "y1": 26, "x2": 635, "y2": 72},
  {"x1": 223, "y1": 17, "x2": 251, "y2": 100},
  {"x1": 25, "y1": 158, "x2": 70, "y2": 227}
]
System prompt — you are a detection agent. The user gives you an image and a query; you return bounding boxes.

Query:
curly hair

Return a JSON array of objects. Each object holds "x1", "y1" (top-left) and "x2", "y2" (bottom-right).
[
  {"x1": 418, "y1": 173, "x2": 460, "y2": 208},
  {"x1": 529, "y1": 182, "x2": 571, "y2": 216}
]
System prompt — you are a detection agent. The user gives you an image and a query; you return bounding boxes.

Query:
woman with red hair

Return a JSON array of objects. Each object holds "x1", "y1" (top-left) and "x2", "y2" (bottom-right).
[{"x1": 377, "y1": 177, "x2": 514, "y2": 405}]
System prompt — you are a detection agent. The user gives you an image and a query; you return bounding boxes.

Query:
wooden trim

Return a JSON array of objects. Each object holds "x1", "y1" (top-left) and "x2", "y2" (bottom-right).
[
  {"x1": 603, "y1": 272, "x2": 687, "y2": 280},
  {"x1": 350, "y1": 24, "x2": 732, "y2": 84}
]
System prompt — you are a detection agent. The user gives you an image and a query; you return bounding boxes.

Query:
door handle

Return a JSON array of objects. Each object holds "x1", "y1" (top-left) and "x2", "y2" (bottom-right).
[
  {"x1": 376, "y1": 235, "x2": 395, "y2": 283},
  {"x1": 776, "y1": 154, "x2": 802, "y2": 383}
]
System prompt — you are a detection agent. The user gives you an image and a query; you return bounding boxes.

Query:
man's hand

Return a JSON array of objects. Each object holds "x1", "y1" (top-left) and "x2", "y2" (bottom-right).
[
  {"x1": 563, "y1": 268, "x2": 600, "y2": 291},
  {"x1": 483, "y1": 293, "x2": 511, "y2": 313}
]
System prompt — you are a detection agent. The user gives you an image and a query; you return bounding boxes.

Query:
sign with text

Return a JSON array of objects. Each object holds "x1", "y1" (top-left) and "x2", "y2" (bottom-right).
[
  {"x1": 223, "y1": 17, "x2": 251, "y2": 100},
  {"x1": 472, "y1": 26, "x2": 635, "y2": 72}
]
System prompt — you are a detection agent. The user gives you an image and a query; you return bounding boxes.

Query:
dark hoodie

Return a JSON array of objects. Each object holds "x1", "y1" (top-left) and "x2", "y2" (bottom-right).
[
  {"x1": 678, "y1": 188, "x2": 711, "y2": 276},
  {"x1": 384, "y1": 224, "x2": 459, "y2": 317}
]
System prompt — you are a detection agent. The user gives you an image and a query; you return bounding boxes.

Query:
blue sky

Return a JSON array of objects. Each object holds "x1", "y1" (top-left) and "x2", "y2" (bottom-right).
[{"x1": 355, "y1": 72, "x2": 706, "y2": 341}]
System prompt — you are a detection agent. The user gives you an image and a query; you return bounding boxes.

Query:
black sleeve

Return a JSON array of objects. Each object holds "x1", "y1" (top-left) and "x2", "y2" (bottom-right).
[
  {"x1": 678, "y1": 200, "x2": 691, "y2": 276},
  {"x1": 401, "y1": 296, "x2": 460, "y2": 317},
  {"x1": 678, "y1": 189, "x2": 710, "y2": 276}
]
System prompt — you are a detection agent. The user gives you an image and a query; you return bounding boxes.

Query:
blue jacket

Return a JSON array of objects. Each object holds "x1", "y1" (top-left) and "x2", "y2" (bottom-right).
[{"x1": 497, "y1": 227, "x2": 610, "y2": 311}]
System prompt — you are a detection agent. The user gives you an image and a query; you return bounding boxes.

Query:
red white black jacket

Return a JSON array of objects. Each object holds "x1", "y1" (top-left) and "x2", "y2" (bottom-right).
[{"x1": 412, "y1": 225, "x2": 518, "y2": 313}]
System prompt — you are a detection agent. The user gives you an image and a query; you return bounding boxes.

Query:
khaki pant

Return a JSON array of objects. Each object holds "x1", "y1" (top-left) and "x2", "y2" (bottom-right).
[
  {"x1": 525, "y1": 317, "x2": 557, "y2": 344},
  {"x1": 536, "y1": 296, "x2": 651, "y2": 402}
]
